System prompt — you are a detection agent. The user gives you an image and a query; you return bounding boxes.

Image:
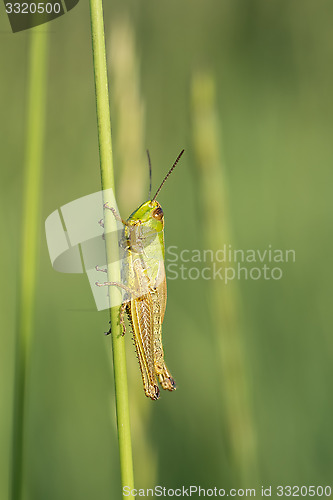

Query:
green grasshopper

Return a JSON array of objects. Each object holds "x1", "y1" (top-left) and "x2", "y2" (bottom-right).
[{"x1": 96, "y1": 150, "x2": 184, "y2": 400}]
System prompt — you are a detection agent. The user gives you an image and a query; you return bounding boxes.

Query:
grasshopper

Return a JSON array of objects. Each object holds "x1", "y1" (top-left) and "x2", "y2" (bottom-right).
[{"x1": 96, "y1": 149, "x2": 184, "y2": 400}]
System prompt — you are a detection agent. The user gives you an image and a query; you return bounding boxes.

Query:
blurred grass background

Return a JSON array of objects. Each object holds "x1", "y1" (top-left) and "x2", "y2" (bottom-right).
[{"x1": 1, "y1": 0, "x2": 333, "y2": 498}]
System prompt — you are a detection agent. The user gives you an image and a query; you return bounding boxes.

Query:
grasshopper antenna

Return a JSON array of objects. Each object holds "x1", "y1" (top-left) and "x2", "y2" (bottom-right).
[
  {"x1": 147, "y1": 149, "x2": 152, "y2": 200},
  {"x1": 152, "y1": 149, "x2": 185, "y2": 202}
]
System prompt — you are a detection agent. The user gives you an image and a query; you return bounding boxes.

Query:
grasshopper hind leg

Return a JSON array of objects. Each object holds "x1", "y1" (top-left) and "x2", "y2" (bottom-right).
[
  {"x1": 153, "y1": 333, "x2": 176, "y2": 392},
  {"x1": 156, "y1": 365, "x2": 176, "y2": 392},
  {"x1": 151, "y1": 291, "x2": 176, "y2": 393},
  {"x1": 103, "y1": 302, "x2": 127, "y2": 336},
  {"x1": 119, "y1": 301, "x2": 127, "y2": 336}
]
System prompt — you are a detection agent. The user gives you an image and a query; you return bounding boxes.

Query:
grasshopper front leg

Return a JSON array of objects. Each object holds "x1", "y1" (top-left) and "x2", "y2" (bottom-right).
[{"x1": 104, "y1": 203, "x2": 130, "y2": 226}]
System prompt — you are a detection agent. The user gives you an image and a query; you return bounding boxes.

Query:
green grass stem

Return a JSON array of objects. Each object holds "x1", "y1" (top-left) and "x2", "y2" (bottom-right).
[
  {"x1": 89, "y1": 1, "x2": 135, "y2": 497},
  {"x1": 11, "y1": 26, "x2": 49, "y2": 500}
]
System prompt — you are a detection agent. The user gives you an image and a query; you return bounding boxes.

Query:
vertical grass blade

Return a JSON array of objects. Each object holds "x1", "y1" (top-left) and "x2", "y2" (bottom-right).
[
  {"x1": 89, "y1": 2, "x2": 135, "y2": 498},
  {"x1": 191, "y1": 71, "x2": 258, "y2": 485},
  {"x1": 11, "y1": 26, "x2": 49, "y2": 500}
]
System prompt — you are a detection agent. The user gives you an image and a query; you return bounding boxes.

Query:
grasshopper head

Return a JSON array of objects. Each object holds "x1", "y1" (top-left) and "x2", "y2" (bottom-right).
[{"x1": 127, "y1": 200, "x2": 164, "y2": 230}]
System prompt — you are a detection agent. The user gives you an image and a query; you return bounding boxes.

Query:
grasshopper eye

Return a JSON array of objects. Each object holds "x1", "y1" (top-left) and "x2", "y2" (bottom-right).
[{"x1": 152, "y1": 207, "x2": 164, "y2": 220}]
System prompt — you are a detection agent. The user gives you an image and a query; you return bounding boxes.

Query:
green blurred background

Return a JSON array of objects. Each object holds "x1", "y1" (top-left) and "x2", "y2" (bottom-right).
[{"x1": 1, "y1": 1, "x2": 333, "y2": 499}]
